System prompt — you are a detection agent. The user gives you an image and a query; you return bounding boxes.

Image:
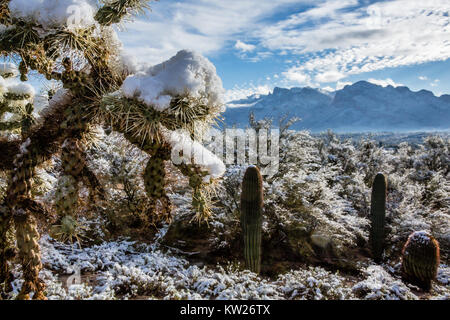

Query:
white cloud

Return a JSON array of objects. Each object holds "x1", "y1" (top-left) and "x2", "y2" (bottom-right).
[
  {"x1": 367, "y1": 78, "x2": 404, "y2": 87},
  {"x1": 430, "y1": 79, "x2": 440, "y2": 87},
  {"x1": 315, "y1": 70, "x2": 345, "y2": 83},
  {"x1": 224, "y1": 84, "x2": 273, "y2": 102},
  {"x1": 235, "y1": 40, "x2": 256, "y2": 52},
  {"x1": 119, "y1": 0, "x2": 312, "y2": 65},
  {"x1": 282, "y1": 67, "x2": 312, "y2": 85},
  {"x1": 321, "y1": 86, "x2": 335, "y2": 92},
  {"x1": 418, "y1": 76, "x2": 428, "y2": 81},
  {"x1": 269, "y1": 0, "x2": 450, "y2": 86},
  {"x1": 117, "y1": 0, "x2": 450, "y2": 92},
  {"x1": 336, "y1": 81, "x2": 352, "y2": 90}
]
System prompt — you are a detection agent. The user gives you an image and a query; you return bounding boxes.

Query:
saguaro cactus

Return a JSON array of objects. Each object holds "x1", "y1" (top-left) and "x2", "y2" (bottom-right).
[
  {"x1": 240, "y1": 166, "x2": 264, "y2": 274},
  {"x1": 369, "y1": 172, "x2": 387, "y2": 262},
  {"x1": 402, "y1": 230, "x2": 440, "y2": 290}
]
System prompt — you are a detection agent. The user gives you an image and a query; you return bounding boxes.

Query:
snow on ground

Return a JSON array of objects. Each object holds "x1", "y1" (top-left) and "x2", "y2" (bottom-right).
[
  {"x1": 6, "y1": 233, "x2": 448, "y2": 300},
  {"x1": 8, "y1": 235, "x2": 350, "y2": 300},
  {"x1": 352, "y1": 265, "x2": 419, "y2": 300}
]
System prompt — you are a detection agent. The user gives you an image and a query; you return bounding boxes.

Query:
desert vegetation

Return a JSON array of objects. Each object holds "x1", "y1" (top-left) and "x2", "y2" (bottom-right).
[{"x1": 0, "y1": 0, "x2": 448, "y2": 300}]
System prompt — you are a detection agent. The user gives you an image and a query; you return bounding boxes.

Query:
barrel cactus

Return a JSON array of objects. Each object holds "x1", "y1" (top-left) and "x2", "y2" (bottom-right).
[
  {"x1": 402, "y1": 230, "x2": 440, "y2": 290},
  {"x1": 369, "y1": 172, "x2": 387, "y2": 262},
  {"x1": 240, "y1": 166, "x2": 264, "y2": 274}
]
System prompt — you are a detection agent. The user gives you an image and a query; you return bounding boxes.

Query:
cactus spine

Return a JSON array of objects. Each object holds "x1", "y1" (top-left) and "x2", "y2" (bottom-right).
[
  {"x1": 402, "y1": 231, "x2": 440, "y2": 290},
  {"x1": 240, "y1": 166, "x2": 263, "y2": 274},
  {"x1": 369, "y1": 172, "x2": 387, "y2": 262}
]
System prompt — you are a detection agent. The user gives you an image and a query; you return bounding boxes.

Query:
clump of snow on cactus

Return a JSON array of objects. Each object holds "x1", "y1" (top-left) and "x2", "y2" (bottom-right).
[
  {"x1": 164, "y1": 129, "x2": 226, "y2": 180},
  {"x1": 122, "y1": 50, "x2": 225, "y2": 111},
  {"x1": 0, "y1": 63, "x2": 19, "y2": 78},
  {"x1": 6, "y1": 82, "x2": 35, "y2": 98},
  {"x1": 8, "y1": 0, "x2": 97, "y2": 30}
]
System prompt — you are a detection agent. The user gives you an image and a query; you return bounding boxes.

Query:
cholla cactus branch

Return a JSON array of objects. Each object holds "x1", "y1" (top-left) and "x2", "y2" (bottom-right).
[
  {"x1": 13, "y1": 209, "x2": 45, "y2": 300},
  {"x1": 0, "y1": 120, "x2": 20, "y2": 131},
  {"x1": 0, "y1": 204, "x2": 14, "y2": 296},
  {"x1": 95, "y1": 0, "x2": 155, "y2": 26},
  {"x1": 0, "y1": 1, "x2": 11, "y2": 26}
]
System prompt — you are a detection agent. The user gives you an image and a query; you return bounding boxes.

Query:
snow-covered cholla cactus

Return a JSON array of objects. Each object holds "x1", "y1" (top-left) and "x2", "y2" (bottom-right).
[
  {"x1": 0, "y1": 0, "x2": 226, "y2": 299},
  {"x1": 51, "y1": 137, "x2": 95, "y2": 244},
  {"x1": 370, "y1": 173, "x2": 387, "y2": 262},
  {"x1": 402, "y1": 231, "x2": 440, "y2": 290},
  {"x1": 97, "y1": 49, "x2": 226, "y2": 221}
]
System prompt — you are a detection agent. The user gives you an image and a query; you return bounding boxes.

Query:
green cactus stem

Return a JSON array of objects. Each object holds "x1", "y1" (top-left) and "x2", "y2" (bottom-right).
[
  {"x1": 369, "y1": 172, "x2": 387, "y2": 262},
  {"x1": 240, "y1": 166, "x2": 264, "y2": 274}
]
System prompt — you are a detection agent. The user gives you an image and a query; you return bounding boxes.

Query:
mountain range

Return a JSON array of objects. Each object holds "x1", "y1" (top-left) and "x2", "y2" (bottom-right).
[{"x1": 222, "y1": 81, "x2": 450, "y2": 132}]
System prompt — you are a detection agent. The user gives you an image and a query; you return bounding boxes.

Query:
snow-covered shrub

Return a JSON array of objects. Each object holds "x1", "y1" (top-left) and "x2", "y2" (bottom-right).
[
  {"x1": 34, "y1": 236, "x2": 358, "y2": 300},
  {"x1": 208, "y1": 127, "x2": 449, "y2": 271},
  {"x1": 275, "y1": 267, "x2": 354, "y2": 300},
  {"x1": 352, "y1": 265, "x2": 418, "y2": 300}
]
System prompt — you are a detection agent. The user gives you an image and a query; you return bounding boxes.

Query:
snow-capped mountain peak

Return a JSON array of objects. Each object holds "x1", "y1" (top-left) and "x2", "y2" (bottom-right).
[{"x1": 224, "y1": 82, "x2": 449, "y2": 132}]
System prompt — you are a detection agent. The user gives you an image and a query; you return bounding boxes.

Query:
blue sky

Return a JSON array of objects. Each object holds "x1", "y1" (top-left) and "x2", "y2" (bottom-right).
[{"x1": 121, "y1": 0, "x2": 448, "y2": 101}]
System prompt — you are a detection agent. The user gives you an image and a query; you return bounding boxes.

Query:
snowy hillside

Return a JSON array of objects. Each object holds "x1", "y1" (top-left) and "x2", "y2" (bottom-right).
[{"x1": 224, "y1": 82, "x2": 450, "y2": 132}]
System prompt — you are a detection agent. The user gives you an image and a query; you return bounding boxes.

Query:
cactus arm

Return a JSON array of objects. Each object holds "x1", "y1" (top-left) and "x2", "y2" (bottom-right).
[
  {"x1": 143, "y1": 143, "x2": 172, "y2": 224},
  {"x1": 95, "y1": 0, "x2": 154, "y2": 26},
  {"x1": 0, "y1": 120, "x2": 21, "y2": 131},
  {"x1": 0, "y1": 91, "x2": 75, "y2": 298}
]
